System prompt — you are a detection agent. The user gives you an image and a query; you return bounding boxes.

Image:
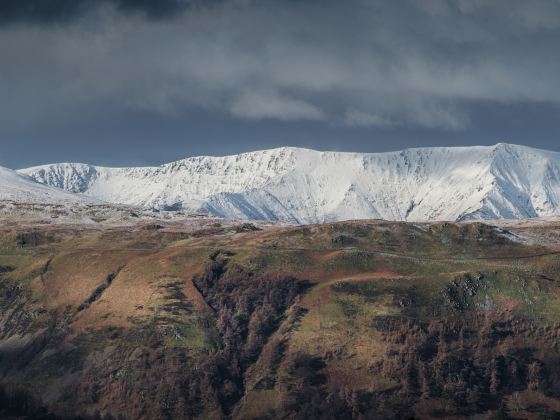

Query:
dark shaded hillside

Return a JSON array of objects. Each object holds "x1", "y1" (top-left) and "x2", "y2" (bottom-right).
[{"x1": 1, "y1": 220, "x2": 560, "y2": 418}]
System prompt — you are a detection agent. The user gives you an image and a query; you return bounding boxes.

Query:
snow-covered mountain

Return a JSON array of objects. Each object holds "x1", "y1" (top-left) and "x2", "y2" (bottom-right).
[
  {"x1": 18, "y1": 143, "x2": 560, "y2": 223},
  {"x1": 0, "y1": 165, "x2": 98, "y2": 205}
]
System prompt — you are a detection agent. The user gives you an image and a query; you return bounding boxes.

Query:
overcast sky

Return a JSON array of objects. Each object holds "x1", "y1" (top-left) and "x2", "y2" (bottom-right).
[{"x1": 1, "y1": 0, "x2": 559, "y2": 168}]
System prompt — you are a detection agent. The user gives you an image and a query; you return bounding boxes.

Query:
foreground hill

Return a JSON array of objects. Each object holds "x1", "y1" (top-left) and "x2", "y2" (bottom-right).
[
  {"x1": 19, "y1": 143, "x2": 560, "y2": 223},
  {"x1": 2, "y1": 218, "x2": 560, "y2": 418}
]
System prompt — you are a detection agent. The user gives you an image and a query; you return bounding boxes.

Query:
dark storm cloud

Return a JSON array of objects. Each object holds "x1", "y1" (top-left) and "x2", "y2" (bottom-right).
[
  {"x1": 0, "y1": 0, "x2": 559, "y2": 167},
  {"x1": 0, "y1": 0, "x2": 199, "y2": 23}
]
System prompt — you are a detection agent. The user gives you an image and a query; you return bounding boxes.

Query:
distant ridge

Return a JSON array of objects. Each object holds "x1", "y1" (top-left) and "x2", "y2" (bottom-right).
[
  {"x1": 18, "y1": 143, "x2": 560, "y2": 223},
  {"x1": 0, "y1": 165, "x2": 98, "y2": 205}
]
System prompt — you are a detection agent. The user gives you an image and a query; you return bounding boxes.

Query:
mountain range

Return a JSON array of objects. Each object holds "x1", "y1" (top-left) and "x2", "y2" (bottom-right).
[{"x1": 8, "y1": 143, "x2": 560, "y2": 223}]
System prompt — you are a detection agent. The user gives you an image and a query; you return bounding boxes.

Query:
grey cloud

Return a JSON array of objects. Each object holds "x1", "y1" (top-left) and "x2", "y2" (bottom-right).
[
  {"x1": 344, "y1": 110, "x2": 394, "y2": 128},
  {"x1": 0, "y1": 0, "x2": 559, "y2": 132},
  {"x1": 231, "y1": 90, "x2": 325, "y2": 121},
  {"x1": 0, "y1": 0, "x2": 202, "y2": 24}
]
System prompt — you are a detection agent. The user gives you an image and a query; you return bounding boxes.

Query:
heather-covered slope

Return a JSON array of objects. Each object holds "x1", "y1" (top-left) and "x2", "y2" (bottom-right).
[
  {"x1": 2, "y1": 219, "x2": 560, "y2": 418},
  {"x1": 20, "y1": 143, "x2": 560, "y2": 223}
]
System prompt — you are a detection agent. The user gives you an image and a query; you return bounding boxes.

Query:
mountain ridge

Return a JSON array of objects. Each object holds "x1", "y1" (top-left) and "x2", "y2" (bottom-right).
[
  {"x1": 0, "y1": 165, "x2": 99, "y2": 205},
  {"x1": 18, "y1": 143, "x2": 560, "y2": 223}
]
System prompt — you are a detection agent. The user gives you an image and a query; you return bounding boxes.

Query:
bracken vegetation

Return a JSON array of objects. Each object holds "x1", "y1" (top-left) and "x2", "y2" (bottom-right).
[{"x1": 1, "y1": 220, "x2": 560, "y2": 418}]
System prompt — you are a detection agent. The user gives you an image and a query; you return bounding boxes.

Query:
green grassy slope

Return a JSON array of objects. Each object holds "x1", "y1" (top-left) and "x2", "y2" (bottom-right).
[{"x1": 1, "y1": 220, "x2": 560, "y2": 419}]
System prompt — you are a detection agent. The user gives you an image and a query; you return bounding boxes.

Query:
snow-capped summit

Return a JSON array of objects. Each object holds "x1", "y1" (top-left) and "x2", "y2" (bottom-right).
[
  {"x1": 18, "y1": 143, "x2": 560, "y2": 223},
  {"x1": 0, "y1": 165, "x2": 98, "y2": 205}
]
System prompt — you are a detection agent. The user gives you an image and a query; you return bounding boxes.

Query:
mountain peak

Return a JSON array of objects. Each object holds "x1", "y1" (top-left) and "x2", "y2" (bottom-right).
[
  {"x1": 0, "y1": 165, "x2": 99, "y2": 205},
  {"x1": 17, "y1": 143, "x2": 560, "y2": 223}
]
